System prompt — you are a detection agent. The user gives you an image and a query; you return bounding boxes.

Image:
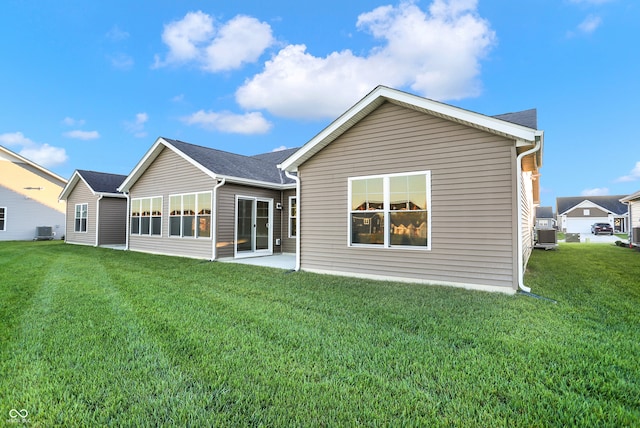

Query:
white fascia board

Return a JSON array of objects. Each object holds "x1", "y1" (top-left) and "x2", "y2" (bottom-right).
[
  {"x1": 59, "y1": 170, "x2": 96, "y2": 200},
  {"x1": 97, "y1": 192, "x2": 127, "y2": 199},
  {"x1": 620, "y1": 190, "x2": 640, "y2": 203}
]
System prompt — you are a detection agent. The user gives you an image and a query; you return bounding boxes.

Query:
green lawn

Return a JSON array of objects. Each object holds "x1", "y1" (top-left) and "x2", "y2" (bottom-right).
[{"x1": 1, "y1": 241, "x2": 638, "y2": 426}]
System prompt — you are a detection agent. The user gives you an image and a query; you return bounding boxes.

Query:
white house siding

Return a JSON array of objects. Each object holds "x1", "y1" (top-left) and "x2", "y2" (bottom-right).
[
  {"x1": 128, "y1": 147, "x2": 217, "y2": 259},
  {"x1": 97, "y1": 197, "x2": 127, "y2": 246},
  {"x1": 520, "y1": 170, "x2": 535, "y2": 265},
  {"x1": 0, "y1": 186, "x2": 65, "y2": 240},
  {"x1": 561, "y1": 205, "x2": 609, "y2": 235},
  {"x1": 65, "y1": 180, "x2": 97, "y2": 246},
  {"x1": 297, "y1": 101, "x2": 519, "y2": 291}
]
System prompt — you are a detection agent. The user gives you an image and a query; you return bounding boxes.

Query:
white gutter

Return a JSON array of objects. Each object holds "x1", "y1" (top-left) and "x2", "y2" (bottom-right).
[
  {"x1": 96, "y1": 195, "x2": 102, "y2": 247},
  {"x1": 124, "y1": 193, "x2": 130, "y2": 250},
  {"x1": 211, "y1": 178, "x2": 226, "y2": 261},
  {"x1": 284, "y1": 171, "x2": 300, "y2": 271},
  {"x1": 516, "y1": 136, "x2": 542, "y2": 293}
]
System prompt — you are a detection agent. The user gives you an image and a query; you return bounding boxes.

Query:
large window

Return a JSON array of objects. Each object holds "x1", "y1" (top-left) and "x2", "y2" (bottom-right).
[
  {"x1": 289, "y1": 196, "x2": 297, "y2": 238},
  {"x1": 131, "y1": 197, "x2": 162, "y2": 236},
  {"x1": 349, "y1": 171, "x2": 430, "y2": 248},
  {"x1": 74, "y1": 203, "x2": 88, "y2": 233},
  {"x1": 169, "y1": 192, "x2": 211, "y2": 238},
  {"x1": 0, "y1": 207, "x2": 6, "y2": 231}
]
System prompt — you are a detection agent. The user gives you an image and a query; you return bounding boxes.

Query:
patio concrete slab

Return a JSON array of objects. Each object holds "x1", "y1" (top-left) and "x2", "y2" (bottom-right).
[{"x1": 219, "y1": 253, "x2": 296, "y2": 270}]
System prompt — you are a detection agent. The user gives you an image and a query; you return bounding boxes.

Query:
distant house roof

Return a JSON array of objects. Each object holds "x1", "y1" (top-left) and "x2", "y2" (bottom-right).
[
  {"x1": 0, "y1": 144, "x2": 67, "y2": 185},
  {"x1": 59, "y1": 169, "x2": 127, "y2": 200},
  {"x1": 119, "y1": 137, "x2": 299, "y2": 192},
  {"x1": 279, "y1": 85, "x2": 544, "y2": 172},
  {"x1": 535, "y1": 206, "x2": 554, "y2": 218},
  {"x1": 620, "y1": 190, "x2": 640, "y2": 203},
  {"x1": 556, "y1": 196, "x2": 629, "y2": 216}
]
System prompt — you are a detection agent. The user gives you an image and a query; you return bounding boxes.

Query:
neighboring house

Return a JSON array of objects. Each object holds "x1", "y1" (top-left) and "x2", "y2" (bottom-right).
[
  {"x1": 279, "y1": 85, "x2": 544, "y2": 294},
  {"x1": 59, "y1": 170, "x2": 128, "y2": 247},
  {"x1": 117, "y1": 138, "x2": 298, "y2": 260},
  {"x1": 0, "y1": 145, "x2": 66, "y2": 241},
  {"x1": 556, "y1": 196, "x2": 628, "y2": 235},
  {"x1": 620, "y1": 190, "x2": 640, "y2": 246}
]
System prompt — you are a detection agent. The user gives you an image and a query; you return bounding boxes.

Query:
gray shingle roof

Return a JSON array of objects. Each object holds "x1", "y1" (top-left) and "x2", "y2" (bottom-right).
[
  {"x1": 163, "y1": 138, "x2": 298, "y2": 185},
  {"x1": 556, "y1": 195, "x2": 629, "y2": 215},
  {"x1": 493, "y1": 108, "x2": 537, "y2": 129},
  {"x1": 535, "y1": 206, "x2": 554, "y2": 218},
  {"x1": 77, "y1": 170, "x2": 127, "y2": 194}
]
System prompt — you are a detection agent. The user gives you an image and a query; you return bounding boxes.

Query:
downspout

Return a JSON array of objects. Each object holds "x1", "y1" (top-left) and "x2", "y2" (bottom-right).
[
  {"x1": 284, "y1": 170, "x2": 300, "y2": 271},
  {"x1": 516, "y1": 136, "x2": 542, "y2": 293},
  {"x1": 96, "y1": 195, "x2": 103, "y2": 247},
  {"x1": 211, "y1": 178, "x2": 226, "y2": 261},
  {"x1": 124, "y1": 192, "x2": 130, "y2": 251}
]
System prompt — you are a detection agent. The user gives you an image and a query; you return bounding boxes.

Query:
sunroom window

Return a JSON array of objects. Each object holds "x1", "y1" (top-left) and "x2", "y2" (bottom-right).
[
  {"x1": 349, "y1": 172, "x2": 430, "y2": 249},
  {"x1": 169, "y1": 192, "x2": 211, "y2": 238},
  {"x1": 130, "y1": 197, "x2": 162, "y2": 236}
]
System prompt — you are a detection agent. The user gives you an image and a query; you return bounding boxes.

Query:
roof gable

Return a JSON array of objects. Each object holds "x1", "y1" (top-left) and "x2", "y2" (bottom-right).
[
  {"x1": 0, "y1": 145, "x2": 67, "y2": 185},
  {"x1": 59, "y1": 169, "x2": 127, "y2": 200},
  {"x1": 279, "y1": 86, "x2": 544, "y2": 172},
  {"x1": 556, "y1": 196, "x2": 629, "y2": 215},
  {"x1": 119, "y1": 137, "x2": 297, "y2": 192}
]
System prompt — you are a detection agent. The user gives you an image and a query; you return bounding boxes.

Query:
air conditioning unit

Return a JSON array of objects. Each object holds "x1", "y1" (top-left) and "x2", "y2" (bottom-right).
[
  {"x1": 537, "y1": 229, "x2": 557, "y2": 245},
  {"x1": 35, "y1": 226, "x2": 54, "y2": 241},
  {"x1": 633, "y1": 227, "x2": 640, "y2": 245}
]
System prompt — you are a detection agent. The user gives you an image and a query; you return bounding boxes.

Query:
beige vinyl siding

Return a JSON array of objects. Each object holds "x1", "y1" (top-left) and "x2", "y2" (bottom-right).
[
  {"x1": 520, "y1": 170, "x2": 535, "y2": 266},
  {"x1": 129, "y1": 147, "x2": 216, "y2": 259},
  {"x1": 216, "y1": 183, "x2": 283, "y2": 258},
  {"x1": 298, "y1": 101, "x2": 519, "y2": 290},
  {"x1": 97, "y1": 197, "x2": 127, "y2": 245},
  {"x1": 281, "y1": 189, "x2": 297, "y2": 253},
  {"x1": 65, "y1": 180, "x2": 97, "y2": 246}
]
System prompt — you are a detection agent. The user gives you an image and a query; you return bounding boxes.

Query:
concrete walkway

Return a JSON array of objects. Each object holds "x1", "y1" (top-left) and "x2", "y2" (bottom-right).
[{"x1": 219, "y1": 253, "x2": 296, "y2": 270}]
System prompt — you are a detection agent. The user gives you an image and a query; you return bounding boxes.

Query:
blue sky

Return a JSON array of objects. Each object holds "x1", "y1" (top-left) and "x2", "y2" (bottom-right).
[{"x1": 1, "y1": 0, "x2": 638, "y2": 208}]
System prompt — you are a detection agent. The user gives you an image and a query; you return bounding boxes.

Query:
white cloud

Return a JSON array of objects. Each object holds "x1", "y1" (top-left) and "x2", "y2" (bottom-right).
[
  {"x1": 108, "y1": 53, "x2": 134, "y2": 70},
  {"x1": 577, "y1": 15, "x2": 602, "y2": 34},
  {"x1": 106, "y1": 25, "x2": 130, "y2": 42},
  {"x1": 153, "y1": 11, "x2": 273, "y2": 71},
  {"x1": 19, "y1": 144, "x2": 68, "y2": 168},
  {"x1": 0, "y1": 132, "x2": 67, "y2": 168},
  {"x1": 125, "y1": 112, "x2": 149, "y2": 138},
  {"x1": 236, "y1": 0, "x2": 495, "y2": 119},
  {"x1": 615, "y1": 161, "x2": 640, "y2": 183},
  {"x1": 182, "y1": 110, "x2": 272, "y2": 134},
  {"x1": 63, "y1": 130, "x2": 100, "y2": 140},
  {"x1": 569, "y1": 0, "x2": 614, "y2": 4},
  {"x1": 582, "y1": 187, "x2": 609, "y2": 196},
  {"x1": 62, "y1": 117, "x2": 85, "y2": 127},
  {"x1": 272, "y1": 145, "x2": 289, "y2": 152}
]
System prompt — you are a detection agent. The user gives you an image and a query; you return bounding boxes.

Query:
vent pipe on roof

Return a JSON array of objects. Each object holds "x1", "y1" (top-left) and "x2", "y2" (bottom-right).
[{"x1": 516, "y1": 136, "x2": 542, "y2": 293}]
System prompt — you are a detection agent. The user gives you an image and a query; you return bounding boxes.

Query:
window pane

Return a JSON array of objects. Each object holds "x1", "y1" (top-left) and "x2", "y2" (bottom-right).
[
  {"x1": 81, "y1": 204, "x2": 88, "y2": 218},
  {"x1": 183, "y1": 194, "x2": 196, "y2": 216},
  {"x1": 141, "y1": 198, "x2": 151, "y2": 217},
  {"x1": 290, "y1": 218, "x2": 297, "y2": 237},
  {"x1": 141, "y1": 217, "x2": 150, "y2": 235},
  {"x1": 351, "y1": 212, "x2": 384, "y2": 245},
  {"x1": 131, "y1": 217, "x2": 140, "y2": 234},
  {"x1": 198, "y1": 215, "x2": 211, "y2": 238},
  {"x1": 390, "y1": 211, "x2": 428, "y2": 246},
  {"x1": 131, "y1": 199, "x2": 141, "y2": 217},
  {"x1": 75, "y1": 219, "x2": 81, "y2": 232},
  {"x1": 170, "y1": 195, "x2": 181, "y2": 215},
  {"x1": 197, "y1": 193, "x2": 211, "y2": 215},
  {"x1": 76, "y1": 205, "x2": 81, "y2": 217},
  {"x1": 183, "y1": 216, "x2": 195, "y2": 237},
  {"x1": 81, "y1": 218, "x2": 87, "y2": 232},
  {"x1": 152, "y1": 197, "x2": 162, "y2": 216},
  {"x1": 352, "y1": 177, "x2": 383, "y2": 210},
  {"x1": 151, "y1": 217, "x2": 161, "y2": 235},
  {"x1": 170, "y1": 217, "x2": 181, "y2": 236}
]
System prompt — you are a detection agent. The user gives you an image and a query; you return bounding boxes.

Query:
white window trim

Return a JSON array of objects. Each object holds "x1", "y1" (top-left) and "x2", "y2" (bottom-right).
[
  {"x1": 348, "y1": 171, "x2": 431, "y2": 250},
  {"x1": 168, "y1": 191, "x2": 212, "y2": 239},
  {"x1": 74, "y1": 203, "x2": 88, "y2": 233},
  {"x1": 0, "y1": 207, "x2": 6, "y2": 231},
  {"x1": 288, "y1": 196, "x2": 297, "y2": 239},
  {"x1": 130, "y1": 196, "x2": 163, "y2": 237}
]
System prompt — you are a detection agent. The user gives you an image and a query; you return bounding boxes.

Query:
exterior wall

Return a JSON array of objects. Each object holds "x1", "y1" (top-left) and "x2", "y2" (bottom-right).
[
  {"x1": 128, "y1": 147, "x2": 217, "y2": 259},
  {"x1": 298, "y1": 101, "x2": 518, "y2": 291},
  {"x1": 216, "y1": 183, "x2": 284, "y2": 258},
  {"x1": 281, "y1": 188, "x2": 297, "y2": 254},
  {"x1": 97, "y1": 197, "x2": 127, "y2": 245},
  {"x1": 0, "y1": 185, "x2": 65, "y2": 240},
  {"x1": 65, "y1": 180, "x2": 98, "y2": 245},
  {"x1": 0, "y1": 157, "x2": 66, "y2": 241},
  {"x1": 520, "y1": 170, "x2": 535, "y2": 266}
]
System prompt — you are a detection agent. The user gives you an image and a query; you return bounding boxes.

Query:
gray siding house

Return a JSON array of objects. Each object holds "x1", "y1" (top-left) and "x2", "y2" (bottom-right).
[
  {"x1": 556, "y1": 196, "x2": 628, "y2": 235},
  {"x1": 280, "y1": 86, "x2": 544, "y2": 294},
  {"x1": 620, "y1": 191, "x2": 640, "y2": 246},
  {"x1": 59, "y1": 170, "x2": 128, "y2": 247},
  {"x1": 117, "y1": 138, "x2": 298, "y2": 260},
  {"x1": 0, "y1": 145, "x2": 67, "y2": 241}
]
